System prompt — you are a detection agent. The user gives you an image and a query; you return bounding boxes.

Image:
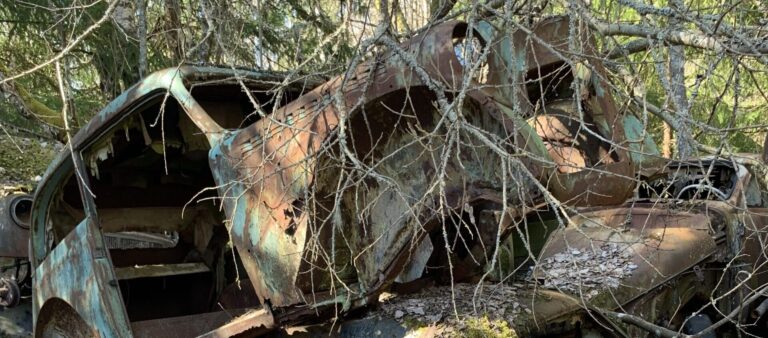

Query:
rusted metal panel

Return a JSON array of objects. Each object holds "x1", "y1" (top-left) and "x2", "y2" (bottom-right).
[
  {"x1": 535, "y1": 205, "x2": 719, "y2": 298},
  {"x1": 525, "y1": 205, "x2": 720, "y2": 331},
  {"x1": 509, "y1": 289, "x2": 585, "y2": 335},
  {"x1": 480, "y1": 16, "x2": 636, "y2": 206},
  {"x1": 493, "y1": 203, "x2": 724, "y2": 335},
  {"x1": 204, "y1": 16, "x2": 643, "y2": 316},
  {"x1": 130, "y1": 309, "x2": 248, "y2": 338},
  {"x1": 32, "y1": 219, "x2": 131, "y2": 337},
  {"x1": 207, "y1": 21, "x2": 511, "y2": 308},
  {"x1": 113, "y1": 262, "x2": 209, "y2": 280},
  {"x1": 0, "y1": 194, "x2": 31, "y2": 258},
  {"x1": 197, "y1": 309, "x2": 275, "y2": 338}
]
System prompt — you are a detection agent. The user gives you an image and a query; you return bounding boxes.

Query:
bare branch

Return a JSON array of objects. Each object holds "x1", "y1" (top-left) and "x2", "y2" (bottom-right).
[{"x1": 0, "y1": 0, "x2": 119, "y2": 85}]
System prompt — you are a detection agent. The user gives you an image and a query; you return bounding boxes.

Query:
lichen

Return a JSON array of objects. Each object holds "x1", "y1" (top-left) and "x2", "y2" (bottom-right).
[{"x1": 462, "y1": 316, "x2": 517, "y2": 338}]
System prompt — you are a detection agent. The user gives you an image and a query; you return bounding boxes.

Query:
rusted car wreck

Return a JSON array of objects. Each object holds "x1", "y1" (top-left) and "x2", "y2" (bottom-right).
[{"x1": 20, "y1": 15, "x2": 768, "y2": 337}]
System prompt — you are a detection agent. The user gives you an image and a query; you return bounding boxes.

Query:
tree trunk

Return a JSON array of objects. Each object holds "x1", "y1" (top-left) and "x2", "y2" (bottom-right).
[
  {"x1": 164, "y1": 0, "x2": 185, "y2": 63},
  {"x1": 429, "y1": 0, "x2": 456, "y2": 20},
  {"x1": 51, "y1": 0, "x2": 77, "y2": 129},
  {"x1": 668, "y1": 0, "x2": 695, "y2": 159},
  {"x1": 137, "y1": 0, "x2": 148, "y2": 78}
]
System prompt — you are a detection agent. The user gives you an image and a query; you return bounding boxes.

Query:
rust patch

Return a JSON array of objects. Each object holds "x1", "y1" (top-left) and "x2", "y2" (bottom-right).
[{"x1": 0, "y1": 194, "x2": 31, "y2": 258}]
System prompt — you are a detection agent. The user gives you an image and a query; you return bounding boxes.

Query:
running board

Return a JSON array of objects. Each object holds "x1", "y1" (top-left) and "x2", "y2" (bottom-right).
[{"x1": 115, "y1": 262, "x2": 209, "y2": 280}]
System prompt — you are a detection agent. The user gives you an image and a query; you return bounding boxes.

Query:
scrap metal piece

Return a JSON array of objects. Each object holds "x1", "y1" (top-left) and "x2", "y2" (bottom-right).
[
  {"x1": 0, "y1": 278, "x2": 20, "y2": 308},
  {"x1": 197, "y1": 308, "x2": 275, "y2": 338},
  {"x1": 534, "y1": 205, "x2": 719, "y2": 307},
  {"x1": 33, "y1": 219, "x2": 132, "y2": 337},
  {"x1": 207, "y1": 21, "x2": 539, "y2": 309},
  {"x1": 104, "y1": 231, "x2": 179, "y2": 250},
  {"x1": 130, "y1": 310, "x2": 249, "y2": 338},
  {"x1": 113, "y1": 262, "x2": 209, "y2": 281},
  {"x1": 0, "y1": 194, "x2": 32, "y2": 258}
]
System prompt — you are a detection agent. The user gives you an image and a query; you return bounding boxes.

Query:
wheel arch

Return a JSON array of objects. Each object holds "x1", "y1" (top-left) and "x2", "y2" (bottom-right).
[{"x1": 35, "y1": 297, "x2": 95, "y2": 338}]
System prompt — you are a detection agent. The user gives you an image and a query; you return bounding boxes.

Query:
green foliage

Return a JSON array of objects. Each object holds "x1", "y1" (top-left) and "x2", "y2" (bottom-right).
[
  {"x1": 462, "y1": 316, "x2": 517, "y2": 338},
  {"x1": 401, "y1": 316, "x2": 426, "y2": 329},
  {"x1": 591, "y1": 0, "x2": 768, "y2": 156},
  {"x1": 0, "y1": 0, "x2": 766, "y2": 156},
  {"x1": 0, "y1": 135, "x2": 56, "y2": 185},
  {"x1": 0, "y1": 0, "x2": 359, "y2": 137}
]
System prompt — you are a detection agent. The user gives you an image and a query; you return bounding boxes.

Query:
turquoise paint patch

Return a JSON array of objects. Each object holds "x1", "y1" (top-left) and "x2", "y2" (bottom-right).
[
  {"x1": 623, "y1": 115, "x2": 660, "y2": 165},
  {"x1": 476, "y1": 21, "x2": 494, "y2": 43},
  {"x1": 34, "y1": 220, "x2": 131, "y2": 336},
  {"x1": 208, "y1": 134, "x2": 248, "y2": 241},
  {"x1": 208, "y1": 167, "x2": 246, "y2": 240},
  {"x1": 240, "y1": 142, "x2": 254, "y2": 153},
  {"x1": 592, "y1": 76, "x2": 606, "y2": 97},
  {"x1": 231, "y1": 193, "x2": 247, "y2": 240}
]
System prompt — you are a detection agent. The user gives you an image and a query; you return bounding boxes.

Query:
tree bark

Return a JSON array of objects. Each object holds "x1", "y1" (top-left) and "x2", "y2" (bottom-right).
[
  {"x1": 668, "y1": 0, "x2": 695, "y2": 159},
  {"x1": 164, "y1": 0, "x2": 185, "y2": 63},
  {"x1": 284, "y1": 0, "x2": 336, "y2": 35},
  {"x1": 572, "y1": 0, "x2": 768, "y2": 58},
  {"x1": 430, "y1": 0, "x2": 457, "y2": 21},
  {"x1": 0, "y1": 69, "x2": 65, "y2": 141},
  {"x1": 137, "y1": 0, "x2": 148, "y2": 78}
]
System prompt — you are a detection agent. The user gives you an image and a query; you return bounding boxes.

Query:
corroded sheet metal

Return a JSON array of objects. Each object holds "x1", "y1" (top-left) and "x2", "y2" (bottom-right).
[
  {"x1": 0, "y1": 194, "x2": 31, "y2": 258},
  {"x1": 508, "y1": 288, "x2": 585, "y2": 336},
  {"x1": 208, "y1": 17, "x2": 641, "y2": 312},
  {"x1": 481, "y1": 16, "x2": 636, "y2": 206},
  {"x1": 208, "y1": 21, "x2": 486, "y2": 308},
  {"x1": 130, "y1": 309, "x2": 249, "y2": 338},
  {"x1": 534, "y1": 204, "x2": 719, "y2": 309},
  {"x1": 502, "y1": 204, "x2": 723, "y2": 335},
  {"x1": 33, "y1": 66, "x2": 319, "y2": 216},
  {"x1": 197, "y1": 309, "x2": 275, "y2": 338},
  {"x1": 32, "y1": 219, "x2": 130, "y2": 337}
]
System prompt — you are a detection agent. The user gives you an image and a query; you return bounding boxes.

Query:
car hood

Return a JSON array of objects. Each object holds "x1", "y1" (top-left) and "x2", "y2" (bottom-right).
[{"x1": 510, "y1": 204, "x2": 721, "y2": 334}]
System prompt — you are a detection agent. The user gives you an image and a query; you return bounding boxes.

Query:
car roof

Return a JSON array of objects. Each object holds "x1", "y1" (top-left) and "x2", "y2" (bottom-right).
[{"x1": 35, "y1": 65, "x2": 320, "y2": 194}]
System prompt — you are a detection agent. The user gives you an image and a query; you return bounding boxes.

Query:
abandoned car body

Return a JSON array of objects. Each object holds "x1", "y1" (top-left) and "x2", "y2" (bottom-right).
[
  {"x1": 511, "y1": 156, "x2": 768, "y2": 336},
  {"x1": 375, "y1": 156, "x2": 768, "y2": 337},
  {"x1": 24, "y1": 15, "x2": 768, "y2": 338}
]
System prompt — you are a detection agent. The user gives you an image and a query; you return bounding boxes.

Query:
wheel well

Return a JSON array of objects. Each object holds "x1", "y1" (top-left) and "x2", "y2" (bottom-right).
[{"x1": 35, "y1": 298, "x2": 94, "y2": 338}]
